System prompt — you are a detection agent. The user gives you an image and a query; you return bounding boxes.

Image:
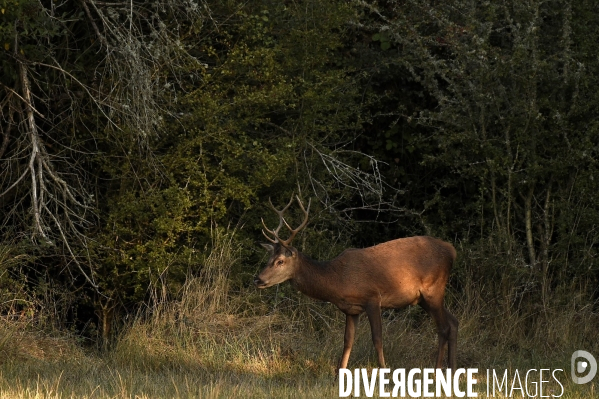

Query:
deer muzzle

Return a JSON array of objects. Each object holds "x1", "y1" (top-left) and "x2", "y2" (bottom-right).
[{"x1": 254, "y1": 276, "x2": 267, "y2": 288}]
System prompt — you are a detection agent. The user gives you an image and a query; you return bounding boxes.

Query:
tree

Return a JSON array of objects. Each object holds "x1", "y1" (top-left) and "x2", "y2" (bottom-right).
[{"x1": 0, "y1": 0, "x2": 207, "y2": 339}]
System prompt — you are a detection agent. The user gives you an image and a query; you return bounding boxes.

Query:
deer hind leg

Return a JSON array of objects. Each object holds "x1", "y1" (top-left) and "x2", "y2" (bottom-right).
[
  {"x1": 419, "y1": 297, "x2": 451, "y2": 369},
  {"x1": 445, "y1": 308, "x2": 458, "y2": 371},
  {"x1": 365, "y1": 303, "x2": 386, "y2": 368},
  {"x1": 338, "y1": 313, "x2": 359, "y2": 371}
]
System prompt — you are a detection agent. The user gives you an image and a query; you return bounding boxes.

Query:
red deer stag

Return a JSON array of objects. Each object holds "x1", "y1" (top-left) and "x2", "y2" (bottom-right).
[{"x1": 254, "y1": 196, "x2": 458, "y2": 371}]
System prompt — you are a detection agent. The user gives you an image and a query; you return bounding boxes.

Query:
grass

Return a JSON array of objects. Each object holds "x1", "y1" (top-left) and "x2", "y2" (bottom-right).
[
  {"x1": 2, "y1": 298, "x2": 597, "y2": 398},
  {"x1": 0, "y1": 354, "x2": 339, "y2": 398},
  {"x1": 1, "y1": 233, "x2": 598, "y2": 398}
]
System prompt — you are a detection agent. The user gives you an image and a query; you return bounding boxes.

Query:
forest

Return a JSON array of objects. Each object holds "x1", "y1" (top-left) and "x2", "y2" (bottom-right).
[{"x1": 1, "y1": 0, "x2": 599, "y2": 397}]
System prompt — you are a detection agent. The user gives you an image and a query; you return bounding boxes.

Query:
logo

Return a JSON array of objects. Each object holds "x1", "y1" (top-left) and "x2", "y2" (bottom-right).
[{"x1": 571, "y1": 350, "x2": 597, "y2": 384}]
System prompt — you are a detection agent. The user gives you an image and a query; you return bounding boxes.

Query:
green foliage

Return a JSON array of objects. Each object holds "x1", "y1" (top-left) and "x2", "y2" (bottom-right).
[
  {"x1": 357, "y1": 0, "x2": 599, "y2": 298},
  {"x1": 85, "y1": 0, "x2": 368, "y2": 313}
]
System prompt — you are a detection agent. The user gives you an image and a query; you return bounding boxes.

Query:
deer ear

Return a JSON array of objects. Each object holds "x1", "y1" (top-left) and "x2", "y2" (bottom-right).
[
  {"x1": 284, "y1": 248, "x2": 293, "y2": 257},
  {"x1": 260, "y1": 243, "x2": 274, "y2": 252}
]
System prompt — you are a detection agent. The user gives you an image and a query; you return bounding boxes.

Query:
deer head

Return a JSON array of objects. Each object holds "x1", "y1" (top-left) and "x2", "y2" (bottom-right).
[{"x1": 254, "y1": 195, "x2": 311, "y2": 288}]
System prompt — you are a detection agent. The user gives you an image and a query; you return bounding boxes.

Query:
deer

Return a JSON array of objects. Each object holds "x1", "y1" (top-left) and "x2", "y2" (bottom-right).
[{"x1": 254, "y1": 195, "x2": 458, "y2": 373}]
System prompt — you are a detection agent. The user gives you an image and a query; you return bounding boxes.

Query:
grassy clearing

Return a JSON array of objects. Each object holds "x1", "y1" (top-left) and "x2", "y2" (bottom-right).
[
  {"x1": 1, "y1": 308, "x2": 597, "y2": 398},
  {"x1": 1, "y1": 233, "x2": 598, "y2": 398},
  {"x1": 1, "y1": 300, "x2": 598, "y2": 398}
]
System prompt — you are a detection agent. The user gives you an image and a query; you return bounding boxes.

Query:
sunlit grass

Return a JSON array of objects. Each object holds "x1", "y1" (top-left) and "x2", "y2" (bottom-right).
[{"x1": 1, "y1": 305, "x2": 598, "y2": 399}]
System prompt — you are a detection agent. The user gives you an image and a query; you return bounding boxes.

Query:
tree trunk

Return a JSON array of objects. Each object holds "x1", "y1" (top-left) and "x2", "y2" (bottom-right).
[
  {"x1": 524, "y1": 185, "x2": 536, "y2": 267},
  {"x1": 96, "y1": 299, "x2": 115, "y2": 349}
]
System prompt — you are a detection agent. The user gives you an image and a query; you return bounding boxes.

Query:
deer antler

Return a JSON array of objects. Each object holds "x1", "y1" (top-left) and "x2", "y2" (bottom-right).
[
  {"x1": 261, "y1": 195, "x2": 294, "y2": 244},
  {"x1": 261, "y1": 195, "x2": 311, "y2": 247},
  {"x1": 280, "y1": 196, "x2": 310, "y2": 246}
]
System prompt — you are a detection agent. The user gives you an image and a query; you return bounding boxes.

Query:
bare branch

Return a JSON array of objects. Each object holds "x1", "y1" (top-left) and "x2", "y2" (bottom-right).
[
  {"x1": 19, "y1": 61, "x2": 48, "y2": 241},
  {"x1": 80, "y1": 0, "x2": 110, "y2": 49},
  {"x1": 0, "y1": 83, "x2": 46, "y2": 120},
  {"x1": 0, "y1": 169, "x2": 29, "y2": 199},
  {"x1": 41, "y1": 157, "x2": 89, "y2": 208},
  {"x1": 304, "y1": 143, "x2": 404, "y2": 218},
  {"x1": 0, "y1": 99, "x2": 13, "y2": 160},
  {"x1": 42, "y1": 203, "x2": 98, "y2": 289}
]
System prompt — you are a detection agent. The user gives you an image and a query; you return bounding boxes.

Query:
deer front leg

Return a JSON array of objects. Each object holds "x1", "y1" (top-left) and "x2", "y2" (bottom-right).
[
  {"x1": 338, "y1": 313, "x2": 359, "y2": 371},
  {"x1": 366, "y1": 303, "x2": 386, "y2": 368}
]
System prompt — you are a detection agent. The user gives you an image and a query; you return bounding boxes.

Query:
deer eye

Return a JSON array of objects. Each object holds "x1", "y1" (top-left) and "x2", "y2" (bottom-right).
[{"x1": 276, "y1": 260, "x2": 284, "y2": 266}]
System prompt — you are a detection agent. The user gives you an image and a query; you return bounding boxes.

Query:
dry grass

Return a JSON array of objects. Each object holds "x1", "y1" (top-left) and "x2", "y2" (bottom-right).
[
  {"x1": 1, "y1": 307, "x2": 597, "y2": 398},
  {"x1": 1, "y1": 304, "x2": 598, "y2": 398},
  {"x1": 1, "y1": 232, "x2": 598, "y2": 398}
]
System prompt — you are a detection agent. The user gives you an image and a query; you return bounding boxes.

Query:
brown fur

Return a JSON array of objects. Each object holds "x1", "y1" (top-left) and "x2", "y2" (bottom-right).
[{"x1": 255, "y1": 235, "x2": 458, "y2": 371}]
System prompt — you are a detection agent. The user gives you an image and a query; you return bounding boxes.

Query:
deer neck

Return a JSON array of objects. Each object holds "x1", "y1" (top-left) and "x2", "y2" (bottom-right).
[{"x1": 290, "y1": 253, "x2": 338, "y2": 301}]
